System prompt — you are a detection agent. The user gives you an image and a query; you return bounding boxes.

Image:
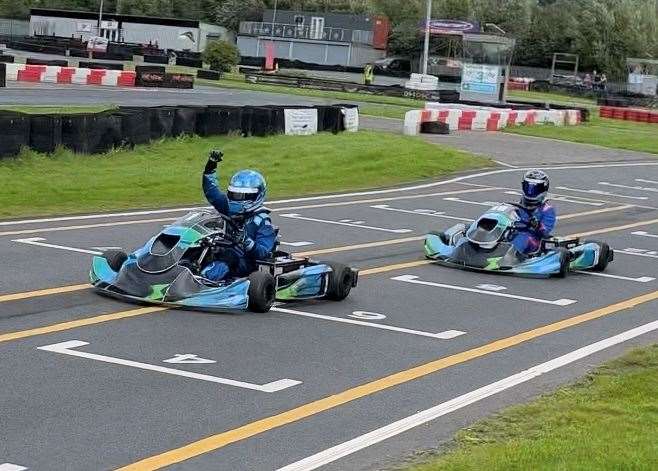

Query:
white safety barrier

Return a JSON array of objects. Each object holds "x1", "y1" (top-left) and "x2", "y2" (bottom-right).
[{"x1": 404, "y1": 103, "x2": 582, "y2": 135}]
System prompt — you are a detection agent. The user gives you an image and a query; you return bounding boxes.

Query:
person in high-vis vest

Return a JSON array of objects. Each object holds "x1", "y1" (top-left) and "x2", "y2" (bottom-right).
[{"x1": 363, "y1": 63, "x2": 374, "y2": 85}]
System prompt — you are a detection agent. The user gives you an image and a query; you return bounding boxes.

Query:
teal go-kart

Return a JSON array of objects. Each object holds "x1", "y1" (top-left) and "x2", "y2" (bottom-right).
[
  {"x1": 424, "y1": 202, "x2": 613, "y2": 278},
  {"x1": 90, "y1": 209, "x2": 358, "y2": 312}
]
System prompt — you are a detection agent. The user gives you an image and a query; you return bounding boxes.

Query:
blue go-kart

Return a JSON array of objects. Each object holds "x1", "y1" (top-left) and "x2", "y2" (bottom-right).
[
  {"x1": 90, "y1": 209, "x2": 358, "y2": 312},
  {"x1": 424, "y1": 202, "x2": 613, "y2": 277}
]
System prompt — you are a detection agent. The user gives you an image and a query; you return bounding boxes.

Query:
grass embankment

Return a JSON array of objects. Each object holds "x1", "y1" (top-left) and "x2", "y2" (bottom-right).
[
  {"x1": 505, "y1": 115, "x2": 658, "y2": 154},
  {"x1": 0, "y1": 130, "x2": 490, "y2": 218},
  {"x1": 409, "y1": 344, "x2": 658, "y2": 471}
]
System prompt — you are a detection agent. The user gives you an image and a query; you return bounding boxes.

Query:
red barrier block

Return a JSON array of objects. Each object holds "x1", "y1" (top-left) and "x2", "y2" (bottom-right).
[
  {"x1": 87, "y1": 69, "x2": 106, "y2": 85},
  {"x1": 17, "y1": 69, "x2": 42, "y2": 82},
  {"x1": 486, "y1": 117, "x2": 499, "y2": 131},
  {"x1": 420, "y1": 109, "x2": 432, "y2": 122},
  {"x1": 458, "y1": 117, "x2": 473, "y2": 130},
  {"x1": 461, "y1": 110, "x2": 477, "y2": 119},
  {"x1": 507, "y1": 112, "x2": 518, "y2": 126},
  {"x1": 57, "y1": 67, "x2": 76, "y2": 84},
  {"x1": 525, "y1": 111, "x2": 536, "y2": 125},
  {"x1": 649, "y1": 112, "x2": 658, "y2": 123},
  {"x1": 636, "y1": 110, "x2": 650, "y2": 123},
  {"x1": 612, "y1": 107, "x2": 626, "y2": 119},
  {"x1": 117, "y1": 71, "x2": 136, "y2": 87}
]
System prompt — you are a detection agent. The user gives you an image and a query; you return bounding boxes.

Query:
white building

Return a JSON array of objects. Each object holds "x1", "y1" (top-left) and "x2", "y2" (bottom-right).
[{"x1": 29, "y1": 8, "x2": 231, "y2": 52}]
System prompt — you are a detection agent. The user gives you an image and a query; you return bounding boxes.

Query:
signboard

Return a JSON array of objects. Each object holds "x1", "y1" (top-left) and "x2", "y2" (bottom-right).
[
  {"x1": 342, "y1": 107, "x2": 359, "y2": 132},
  {"x1": 420, "y1": 19, "x2": 479, "y2": 36},
  {"x1": 87, "y1": 36, "x2": 109, "y2": 53},
  {"x1": 284, "y1": 108, "x2": 318, "y2": 135},
  {"x1": 100, "y1": 20, "x2": 118, "y2": 31},
  {"x1": 461, "y1": 63, "x2": 499, "y2": 94},
  {"x1": 77, "y1": 22, "x2": 93, "y2": 33}
]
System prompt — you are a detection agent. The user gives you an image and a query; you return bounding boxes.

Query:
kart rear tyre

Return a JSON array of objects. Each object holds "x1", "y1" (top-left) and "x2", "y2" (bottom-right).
[
  {"x1": 584, "y1": 240, "x2": 612, "y2": 272},
  {"x1": 248, "y1": 271, "x2": 276, "y2": 313},
  {"x1": 103, "y1": 249, "x2": 128, "y2": 272},
  {"x1": 326, "y1": 262, "x2": 354, "y2": 301},
  {"x1": 556, "y1": 247, "x2": 570, "y2": 278},
  {"x1": 428, "y1": 230, "x2": 450, "y2": 245}
]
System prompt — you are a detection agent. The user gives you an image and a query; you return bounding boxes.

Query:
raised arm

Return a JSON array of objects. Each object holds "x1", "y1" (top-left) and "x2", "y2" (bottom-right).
[{"x1": 202, "y1": 150, "x2": 230, "y2": 215}]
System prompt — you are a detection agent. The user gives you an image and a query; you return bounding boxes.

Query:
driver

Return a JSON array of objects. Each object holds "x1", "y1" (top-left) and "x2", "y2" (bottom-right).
[
  {"x1": 200, "y1": 150, "x2": 277, "y2": 281},
  {"x1": 511, "y1": 169, "x2": 556, "y2": 254}
]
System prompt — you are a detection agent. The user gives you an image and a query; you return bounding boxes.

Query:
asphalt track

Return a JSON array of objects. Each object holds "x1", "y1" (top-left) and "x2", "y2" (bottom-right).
[{"x1": 2, "y1": 84, "x2": 658, "y2": 471}]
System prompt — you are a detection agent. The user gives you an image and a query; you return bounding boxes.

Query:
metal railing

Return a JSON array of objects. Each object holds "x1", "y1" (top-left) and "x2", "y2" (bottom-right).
[{"x1": 239, "y1": 21, "x2": 372, "y2": 45}]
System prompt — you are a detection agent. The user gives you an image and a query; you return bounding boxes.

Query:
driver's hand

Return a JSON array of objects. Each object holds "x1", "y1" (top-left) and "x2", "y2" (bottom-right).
[
  {"x1": 209, "y1": 150, "x2": 223, "y2": 163},
  {"x1": 528, "y1": 217, "x2": 540, "y2": 230},
  {"x1": 204, "y1": 150, "x2": 223, "y2": 174}
]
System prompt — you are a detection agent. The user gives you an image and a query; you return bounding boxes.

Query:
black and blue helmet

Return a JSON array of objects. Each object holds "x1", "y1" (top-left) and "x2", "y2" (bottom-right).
[
  {"x1": 227, "y1": 169, "x2": 267, "y2": 215},
  {"x1": 521, "y1": 169, "x2": 549, "y2": 207}
]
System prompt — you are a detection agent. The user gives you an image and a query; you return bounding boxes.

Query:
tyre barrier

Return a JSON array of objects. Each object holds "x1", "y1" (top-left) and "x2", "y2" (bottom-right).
[
  {"x1": 0, "y1": 104, "x2": 360, "y2": 158},
  {"x1": 0, "y1": 54, "x2": 15, "y2": 63},
  {"x1": 0, "y1": 63, "x2": 5, "y2": 88},
  {"x1": 403, "y1": 103, "x2": 581, "y2": 135},
  {"x1": 197, "y1": 69, "x2": 222, "y2": 81},
  {"x1": 4, "y1": 63, "x2": 136, "y2": 87},
  {"x1": 78, "y1": 61, "x2": 124, "y2": 71},
  {"x1": 176, "y1": 57, "x2": 203, "y2": 69},
  {"x1": 599, "y1": 106, "x2": 658, "y2": 124},
  {"x1": 26, "y1": 58, "x2": 69, "y2": 66},
  {"x1": 144, "y1": 54, "x2": 169, "y2": 65}
]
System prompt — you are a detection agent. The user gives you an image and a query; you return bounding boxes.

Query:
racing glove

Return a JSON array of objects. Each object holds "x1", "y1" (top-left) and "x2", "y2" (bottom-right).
[
  {"x1": 528, "y1": 217, "x2": 540, "y2": 231},
  {"x1": 204, "y1": 150, "x2": 224, "y2": 174}
]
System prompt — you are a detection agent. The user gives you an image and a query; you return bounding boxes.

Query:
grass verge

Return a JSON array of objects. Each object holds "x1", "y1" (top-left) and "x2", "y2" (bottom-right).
[
  {"x1": 408, "y1": 343, "x2": 658, "y2": 471},
  {"x1": 505, "y1": 115, "x2": 658, "y2": 154},
  {"x1": 507, "y1": 90, "x2": 597, "y2": 108},
  {"x1": 0, "y1": 130, "x2": 490, "y2": 218}
]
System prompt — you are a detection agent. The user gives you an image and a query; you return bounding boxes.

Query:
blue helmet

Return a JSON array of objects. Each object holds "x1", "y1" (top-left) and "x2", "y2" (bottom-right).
[
  {"x1": 227, "y1": 169, "x2": 267, "y2": 215},
  {"x1": 521, "y1": 169, "x2": 549, "y2": 208}
]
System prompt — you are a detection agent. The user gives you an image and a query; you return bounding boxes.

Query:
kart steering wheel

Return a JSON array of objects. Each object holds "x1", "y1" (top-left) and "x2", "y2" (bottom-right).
[{"x1": 200, "y1": 212, "x2": 244, "y2": 248}]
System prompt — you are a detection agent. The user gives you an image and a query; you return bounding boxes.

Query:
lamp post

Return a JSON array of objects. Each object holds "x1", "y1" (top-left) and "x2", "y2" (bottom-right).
[{"x1": 422, "y1": 0, "x2": 432, "y2": 75}]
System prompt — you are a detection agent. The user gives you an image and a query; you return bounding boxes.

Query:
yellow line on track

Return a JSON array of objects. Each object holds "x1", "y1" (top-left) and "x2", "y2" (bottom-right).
[
  {"x1": 0, "y1": 283, "x2": 90, "y2": 303},
  {"x1": 0, "y1": 306, "x2": 167, "y2": 344},
  {"x1": 116, "y1": 289, "x2": 658, "y2": 470}
]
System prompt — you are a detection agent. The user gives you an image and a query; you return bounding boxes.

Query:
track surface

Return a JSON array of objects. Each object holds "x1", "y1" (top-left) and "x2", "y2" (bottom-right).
[{"x1": 2, "y1": 84, "x2": 658, "y2": 470}]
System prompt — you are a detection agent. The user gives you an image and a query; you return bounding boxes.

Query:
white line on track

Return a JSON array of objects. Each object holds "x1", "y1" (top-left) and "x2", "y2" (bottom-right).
[
  {"x1": 392, "y1": 275, "x2": 577, "y2": 306},
  {"x1": 443, "y1": 197, "x2": 497, "y2": 207},
  {"x1": 616, "y1": 249, "x2": 658, "y2": 259},
  {"x1": 271, "y1": 307, "x2": 466, "y2": 340},
  {"x1": 0, "y1": 206, "x2": 206, "y2": 226},
  {"x1": 277, "y1": 319, "x2": 658, "y2": 471},
  {"x1": 573, "y1": 271, "x2": 655, "y2": 283},
  {"x1": 599, "y1": 182, "x2": 658, "y2": 193},
  {"x1": 556, "y1": 186, "x2": 649, "y2": 200},
  {"x1": 503, "y1": 190, "x2": 605, "y2": 206},
  {"x1": 12, "y1": 237, "x2": 102, "y2": 255},
  {"x1": 636, "y1": 179, "x2": 658, "y2": 185},
  {"x1": 370, "y1": 205, "x2": 473, "y2": 222},
  {"x1": 279, "y1": 213, "x2": 412, "y2": 234},
  {"x1": 0, "y1": 464, "x2": 28, "y2": 471},
  {"x1": 37, "y1": 340, "x2": 301, "y2": 393},
  {"x1": 632, "y1": 231, "x2": 658, "y2": 239},
  {"x1": 3, "y1": 162, "x2": 657, "y2": 227},
  {"x1": 556, "y1": 205, "x2": 634, "y2": 220},
  {"x1": 280, "y1": 241, "x2": 314, "y2": 247}
]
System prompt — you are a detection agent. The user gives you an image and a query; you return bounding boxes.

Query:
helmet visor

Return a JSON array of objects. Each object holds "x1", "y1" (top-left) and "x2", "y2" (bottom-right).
[
  {"x1": 227, "y1": 186, "x2": 258, "y2": 202},
  {"x1": 522, "y1": 180, "x2": 547, "y2": 200}
]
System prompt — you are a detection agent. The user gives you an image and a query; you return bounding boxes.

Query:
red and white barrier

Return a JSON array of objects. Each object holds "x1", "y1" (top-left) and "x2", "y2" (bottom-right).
[
  {"x1": 404, "y1": 103, "x2": 582, "y2": 135},
  {"x1": 5, "y1": 63, "x2": 136, "y2": 87}
]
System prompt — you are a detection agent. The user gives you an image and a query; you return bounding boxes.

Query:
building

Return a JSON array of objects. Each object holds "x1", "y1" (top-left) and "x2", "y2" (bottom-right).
[
  {"x1": 237, "y1": 9, "x2": 390, "y2": 67},
  {"x1": 29, "y1": 8, "x2": 231, "y2": 52}
]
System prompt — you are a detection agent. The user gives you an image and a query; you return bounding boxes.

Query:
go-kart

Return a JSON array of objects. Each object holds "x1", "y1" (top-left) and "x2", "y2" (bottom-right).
[
  {"x1": 90, "y1": 209, "x2": 358, "y2": 312},
  {"x1": 424, "y1": 202, "x2": 613, "y2": 278}
]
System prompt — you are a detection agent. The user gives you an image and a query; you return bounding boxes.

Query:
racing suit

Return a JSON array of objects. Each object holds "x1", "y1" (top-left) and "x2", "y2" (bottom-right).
[
  {"x1": 510, "y1": 201, "x2": 556, "y2": 254},
  {"x1": 201, "y1": 169, "x2": 276, "y2": 281}
]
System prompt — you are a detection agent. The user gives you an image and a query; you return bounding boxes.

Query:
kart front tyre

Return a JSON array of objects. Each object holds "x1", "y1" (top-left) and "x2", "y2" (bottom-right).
[
  {"x1": 103, "y1": 249, "x2": 128, "y2": 272},
  {"x1": 326, "y1": 262, "x2": 354, "y2": 301},
  {"x1": 583, "y1": 240, "x2": 612, "y2": 272},
  {"x1": 248, "y1": 271, "x2": 276, "y2": 313}
]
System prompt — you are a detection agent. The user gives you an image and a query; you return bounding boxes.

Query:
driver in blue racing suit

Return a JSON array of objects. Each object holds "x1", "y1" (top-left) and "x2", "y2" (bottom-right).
[
  {"x1": 201, "y1": 150, "x2": 277, "y2": 281},
  {"x1": 511, "y1": 169, "x2": 556, "y2": 254}
]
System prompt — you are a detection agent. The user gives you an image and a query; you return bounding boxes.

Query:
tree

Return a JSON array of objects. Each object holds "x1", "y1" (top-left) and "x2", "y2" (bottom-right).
[{"x1": 203, "y1": 39, "x2": 239, "y2": 71}]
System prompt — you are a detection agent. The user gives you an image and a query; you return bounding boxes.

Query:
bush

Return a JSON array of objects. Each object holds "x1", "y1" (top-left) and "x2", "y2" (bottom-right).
[{"x1": 203, "y1": 40, "x2": 239, "y2": 73}]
